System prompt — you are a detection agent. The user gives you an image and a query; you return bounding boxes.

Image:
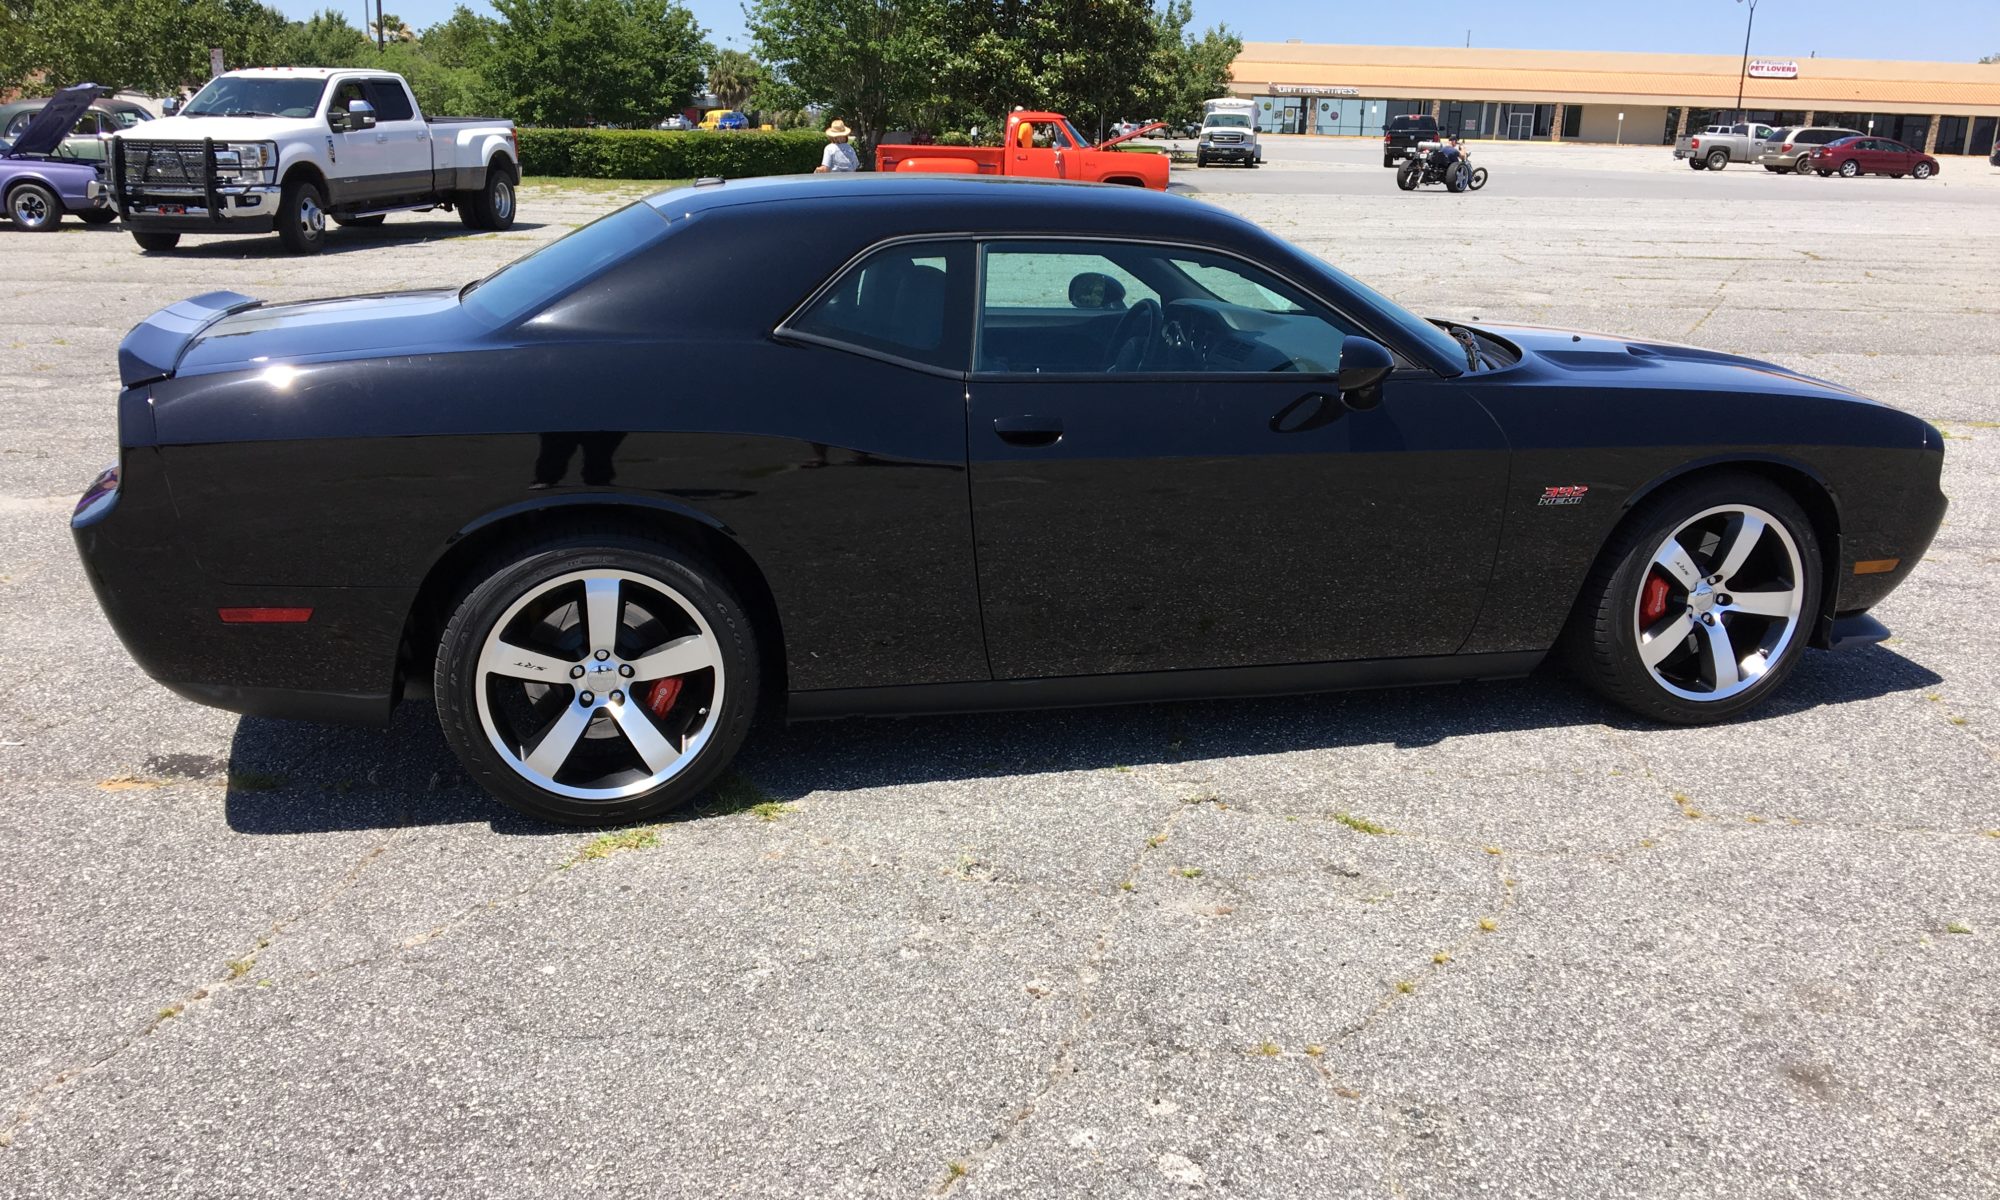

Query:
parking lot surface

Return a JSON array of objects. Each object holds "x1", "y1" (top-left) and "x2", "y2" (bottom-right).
[{"x1": 3, "y1": 148, "x2": 1998, "y2": 1197}]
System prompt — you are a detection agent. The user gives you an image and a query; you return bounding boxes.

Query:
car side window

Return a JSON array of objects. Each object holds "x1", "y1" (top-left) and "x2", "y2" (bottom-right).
[
  {"x1": 786, "y1": 240, "x2": 973, "y2": 372},
  {"x1": 330, "y1": 81, "x2": 366, "y2": 118},
  {"x1": 976, "y1": 241, "x2": 1357, "y2": 376},
  {"x1": 364, "y1": 79, "x2": 414, "y2": 122}
]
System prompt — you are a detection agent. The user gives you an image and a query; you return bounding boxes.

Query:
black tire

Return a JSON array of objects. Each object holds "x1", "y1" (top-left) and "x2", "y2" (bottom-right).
[
  {"x1": 1383, "y1": 154, "x2": 1396, "y2": 168},
  {"x1": 76, "y1": 208, "x2": 117, "y2": 225},
  {"x1": 1395, "y1": 161, "x2": 1420, "y2": 190},
  {"x1": 131, "y1": 230, "x2": 180, "y2": 252},
  {"x1": 6, "y1": 181, "x2": 62, "y2": 231},
  {"x1": 276, "y1": 176, "x2": 327, "y2": 254},
  {"x1": 1839, "y1": 159, "x2": 1860, "y2": 178},
  {"x1": 1689, "y1": 158, "x2": 1707, "y2": 170},
  {"x1": 334, "y1": 214, "x2": 386, "y2": 227},
  {"x1": 1705, "y1": 149, "x2": 1728, "y2": 170},
  {"x1": 1195, "y1": 153, "x2": 1207, "y2": 168},
  {"x1": 1890, "y1": 173, "x2": 1904, "y2": 180},
  {"x1": 1794, "y1": 155, "x2": 1811, "y2": 174},
  {"x1": 1816, "y1": 169, "x2": 1832, "y2": 177},
  {"x1": 434, "y1": 533, "x2": 761, "y2": 826},
  {"x1": 1913, "y1": 162, "x2": 1933, "y2": 180},
  {"x1": 460, "y1": 162, "x2": 517, "y2": 231},
  {"x1": 1469, "y1": 166, "x2": 1488, "y2": 190},
  {"x1": 1764, "y1": 164, "x2": 1781, "y2": 172},
  {"x1": 1563, "y1": 473, "x2": 1822, "y2": 725}
]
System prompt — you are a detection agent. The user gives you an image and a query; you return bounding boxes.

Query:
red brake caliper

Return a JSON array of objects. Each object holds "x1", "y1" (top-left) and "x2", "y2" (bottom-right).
[
  {"x1": 1640, "y1": 572, "x2": 1671, "y2": 626},
  {"x1": 644, "y1": 676, "x2": 683, "y2": 718}
]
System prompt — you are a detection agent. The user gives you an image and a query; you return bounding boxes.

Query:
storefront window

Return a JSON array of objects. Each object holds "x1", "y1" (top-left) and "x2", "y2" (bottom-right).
[
  {"x1": 1970, "y1": 116, "x2": 1996, "y2": 157},
  {"x1": 1561, "y1": 106, "x2": 1582, "y2": 138}
]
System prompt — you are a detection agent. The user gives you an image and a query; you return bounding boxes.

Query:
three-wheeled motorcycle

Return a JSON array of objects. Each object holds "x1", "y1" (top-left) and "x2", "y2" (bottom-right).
[{"x1": 1395, "y1": 140, "x2": 1489, "y2": 192}]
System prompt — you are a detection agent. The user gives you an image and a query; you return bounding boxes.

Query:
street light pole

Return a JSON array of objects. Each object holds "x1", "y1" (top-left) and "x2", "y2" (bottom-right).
[{"x1": 1735, "y1": 0, "x2": 1760, "y2": 120}]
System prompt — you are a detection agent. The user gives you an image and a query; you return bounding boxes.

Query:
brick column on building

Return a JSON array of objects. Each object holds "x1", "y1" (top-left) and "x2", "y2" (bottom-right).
[
  {"x1": 1552, "y1": 103, "x2": 1566, "y2": 142},
  {"x1": 1674, "y1": 108, "x2": 1690, "y2": 139},
  {"x1": 1965, "y1": 120, "x2": 1977, "y2": 155},
  {"x1": 1802, "y1": 111, "x2": 1815, "y2": 125},
  {"x1": 1924, "y1": 118, "x2": 1941, "y2": 154},
  {"x1": 1430, "y1": 99, "x2": 1441, "y2": 120}
]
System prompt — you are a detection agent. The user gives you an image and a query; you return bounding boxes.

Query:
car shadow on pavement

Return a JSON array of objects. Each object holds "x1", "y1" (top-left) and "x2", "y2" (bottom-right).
[
  {"x1": 222, "y1": 642, "x2": 1940, "y2": 836},
  {"x1": 133, "y1": 219, "x2": 550, "y2": 259}
]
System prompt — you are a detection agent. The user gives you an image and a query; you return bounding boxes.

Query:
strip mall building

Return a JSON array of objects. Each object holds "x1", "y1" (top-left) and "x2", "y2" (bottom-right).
[{"x1": 1227, "y1": 43, "x2": 2000, "y2": 156}]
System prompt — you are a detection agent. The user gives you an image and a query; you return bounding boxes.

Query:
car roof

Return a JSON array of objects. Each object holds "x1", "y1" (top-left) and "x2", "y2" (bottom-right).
[
  {"x1": 642, "y1": 174, "x2": 1237, "y2": 233},
  {"x1": 219, "y1": 67, "x2": 345, "y2": 79}
]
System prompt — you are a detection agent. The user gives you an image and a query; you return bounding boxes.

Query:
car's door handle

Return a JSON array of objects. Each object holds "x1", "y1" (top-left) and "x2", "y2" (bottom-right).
[
  {"x1": 993, "y1": 415, "x2": 1063, "y2": 447},
  {"x1": 376, "y1": 132, "x2": 388, "y2": 142}
]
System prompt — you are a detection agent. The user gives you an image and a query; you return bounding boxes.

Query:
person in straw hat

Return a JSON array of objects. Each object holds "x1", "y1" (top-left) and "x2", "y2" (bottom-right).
[{"x1": 816, "y1": 119, "x2": 859, "y2": 173}]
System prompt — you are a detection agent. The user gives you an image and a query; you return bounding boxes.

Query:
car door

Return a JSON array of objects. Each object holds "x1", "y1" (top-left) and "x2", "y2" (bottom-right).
[
  {"x1": 325, "y1": 80, "x2": 387, "y2": 203},
  {"x1": 1007, "y1": 120, "x2": 1070, "y2": 179},
  {"x1": 965, "y1": 238, "x2": 1509, "y2": 680},
  {"x1": 1882, "y1": 138, "x2": 1916, "y2": 173},
  {"x1": 362, "y1": 77, "x2": 431, "y2": 201}
]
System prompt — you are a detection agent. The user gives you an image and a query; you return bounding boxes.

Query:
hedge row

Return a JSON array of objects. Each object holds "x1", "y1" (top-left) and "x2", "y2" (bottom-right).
[{"x1": 517, "y1": 128, "x2": 828, "y2": 180}]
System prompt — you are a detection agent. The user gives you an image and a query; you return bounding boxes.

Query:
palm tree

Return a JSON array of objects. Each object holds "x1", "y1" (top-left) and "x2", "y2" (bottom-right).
[
  {"x1": 707, "y1": 50, "x2": 763, "y2": 111},
  {"x1": 370, "y1": 12, "x2": 416, "y2": 44}
]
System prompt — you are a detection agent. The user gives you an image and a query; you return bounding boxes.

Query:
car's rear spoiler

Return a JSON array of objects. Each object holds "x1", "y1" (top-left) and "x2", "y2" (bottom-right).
[{"x1": 118, "y1": 291, "x2": 262, "y2": 388}]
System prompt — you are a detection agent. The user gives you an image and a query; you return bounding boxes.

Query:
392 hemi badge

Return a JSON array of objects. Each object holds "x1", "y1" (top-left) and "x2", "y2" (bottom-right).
[{"x1": 1538, "y1": 485, "x2": 1590, "y2": 507}]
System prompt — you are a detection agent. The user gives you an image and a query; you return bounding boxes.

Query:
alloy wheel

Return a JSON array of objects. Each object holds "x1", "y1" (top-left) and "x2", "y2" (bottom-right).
[
  {"x1": 1633, "y1": 505, "x2": 1804, "y2": 703},
  {"x1": 474, "y1": 568, "x2": 725, "y2": 801},
  {"x1": 11, "y1": 190, "x2": 49, "y2": 228}
]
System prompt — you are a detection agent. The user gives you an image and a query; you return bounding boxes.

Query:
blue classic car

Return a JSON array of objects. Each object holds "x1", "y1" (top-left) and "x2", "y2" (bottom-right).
[{"x1": 1, "y1": 84, "x2": 115, "y2": 231}]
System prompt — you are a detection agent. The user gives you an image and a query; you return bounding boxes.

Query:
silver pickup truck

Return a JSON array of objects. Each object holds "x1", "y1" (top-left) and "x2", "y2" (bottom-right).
[{"x1": 1673, "y1": 122, "x2": 1778, "y2": 171}]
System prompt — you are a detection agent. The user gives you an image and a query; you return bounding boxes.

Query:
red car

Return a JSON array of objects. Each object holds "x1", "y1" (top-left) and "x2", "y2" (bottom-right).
[{"x1": 1810, "y1": 135, "x2": 1939, "y2": 179}]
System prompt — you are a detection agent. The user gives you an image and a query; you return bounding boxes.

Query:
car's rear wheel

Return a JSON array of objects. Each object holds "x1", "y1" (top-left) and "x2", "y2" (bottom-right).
[
  {"x1": 460, "y1": 163, "x2": 517, "y2": 231},
  {"x1": 1794, "y1": 155, "x2": 1811, "y2": 174},
  {"x1": 1565, "y1": 474, "x2": 1821, "y2": 725},
  {"x1": 434, "y1": 535, "x2": 760, "y2": 825},
  {"x1": 1913, "y1": 162, "x2": 1933, "y2": 179},
  {"x1": 77, "y1": 209, "x2": 117, "y2": 225},
  {"x1": 276, "y1": 176, "x2": 327, "y2": 254},
  {"x1": 130, "y1": 230, "x2": 179, "y2": 251},
  {"x1": 1688, "y1": 158, "x2": 1707, "y2": 170},
  {"x1": 1383, "y1": 154, "x2": 1396, "y2": 168},
  {"x1": 6, "y1": 182, "x2": 61, "y2": 231},
  {"x1": 1839, "y1": 159, "x2": 1860, "y2": 178},
  {"x1": 1705, "y1": 149, "x2": 1728, "y2": 170},
  {"x1": 1816, "y1": 168, "x2": 1832, "y2": 177}
]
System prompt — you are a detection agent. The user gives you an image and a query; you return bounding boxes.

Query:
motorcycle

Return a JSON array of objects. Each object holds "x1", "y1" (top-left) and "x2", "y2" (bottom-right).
[{"x1": 1396, "y1": 140, "x2": 1489, "y2": 193}]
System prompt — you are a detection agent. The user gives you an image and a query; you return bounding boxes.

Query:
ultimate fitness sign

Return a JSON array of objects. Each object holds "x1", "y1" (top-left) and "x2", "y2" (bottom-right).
[{"x1": 1746, "y1": 60, "x2": 1800, "y2": 79}]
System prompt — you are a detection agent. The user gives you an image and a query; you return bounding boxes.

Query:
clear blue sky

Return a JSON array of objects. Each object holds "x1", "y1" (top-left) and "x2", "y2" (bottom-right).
[{"x1": 277, "y1": 0, "x2": 2000, "y2": 62}]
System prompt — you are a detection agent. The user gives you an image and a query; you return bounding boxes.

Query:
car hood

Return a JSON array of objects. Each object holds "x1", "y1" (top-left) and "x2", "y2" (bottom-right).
[
  {"x1": 117, "y1": 113, "x2": 298, "y2": 143},
  {"x1": 6, "y1": 82, "x2": 101, "y2": 157},
  {"x1": 173, "y1": 289, "x2": 486, "y2": 378},
  {"x1": 1476, "y1": 321, "x2": 1879, "y2": 404}
]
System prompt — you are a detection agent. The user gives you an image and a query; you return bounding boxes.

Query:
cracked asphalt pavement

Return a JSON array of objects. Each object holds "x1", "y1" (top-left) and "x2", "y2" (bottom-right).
[{"x1": 3, "y1": 143, "x2": 1998, "y2": 1197}]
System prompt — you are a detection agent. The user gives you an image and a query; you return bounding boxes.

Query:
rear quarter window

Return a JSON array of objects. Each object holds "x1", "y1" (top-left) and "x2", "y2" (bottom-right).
[{"x1": 461, "y1": 203, "x2": 667, "y2": 326}]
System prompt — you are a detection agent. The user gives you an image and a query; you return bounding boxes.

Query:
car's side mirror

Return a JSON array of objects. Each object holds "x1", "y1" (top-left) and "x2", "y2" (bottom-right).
[
  {"x1": 1337, "y1": 336, "x2": 1394, "y2": 408},
  {"x1": 161, "y1": 96, "x2": 179, "y2": 116},
  {"x1": 347, "y1": 99, "x2": 376, "y2": 131},
  {"x1": 1067, "y1": 271, "x2": 1127, "y2": 310}
]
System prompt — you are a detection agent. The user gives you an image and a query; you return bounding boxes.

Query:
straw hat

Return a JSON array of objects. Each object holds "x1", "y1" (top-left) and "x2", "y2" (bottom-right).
[{"x1": 824, "y1": 119, "x2": 851, "y2": 139}]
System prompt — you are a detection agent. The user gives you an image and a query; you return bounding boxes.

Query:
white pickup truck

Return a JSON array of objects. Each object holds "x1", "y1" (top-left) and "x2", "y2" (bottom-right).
[{"x1": 106, "y1": 67, "x2": 518, "y2": 254}]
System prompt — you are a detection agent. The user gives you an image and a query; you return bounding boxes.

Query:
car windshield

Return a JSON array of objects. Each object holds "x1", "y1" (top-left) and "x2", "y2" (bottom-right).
[
  {"x1": 1206, "y1": 114, "x2": 1251, "y2": 129},
  {"x1": 183, "y1": 76, "x2": 327, "y2": 118},
  {"x1": 461, "y1": 203, "x2": 668, "y2": 325}
]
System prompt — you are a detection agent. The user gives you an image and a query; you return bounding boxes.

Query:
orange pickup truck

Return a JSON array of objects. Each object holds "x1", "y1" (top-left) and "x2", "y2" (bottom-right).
[{"x1": 875, "y1": 111, "x2": 1170, "y2": 190}]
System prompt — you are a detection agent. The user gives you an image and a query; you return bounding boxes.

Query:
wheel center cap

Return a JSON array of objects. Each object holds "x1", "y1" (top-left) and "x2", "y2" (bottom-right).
[
  {"x1": 1691, "y1": 583, "x2": 1716, "y2": 613},
  {"x1": 586, "y1": 660, "x2": 621, "y2": 683}
]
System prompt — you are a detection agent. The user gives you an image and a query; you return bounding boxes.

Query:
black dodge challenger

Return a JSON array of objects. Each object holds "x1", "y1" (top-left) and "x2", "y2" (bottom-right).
[{"x1": 74, "y1": 176, "x2": 1946, "y2": 825}]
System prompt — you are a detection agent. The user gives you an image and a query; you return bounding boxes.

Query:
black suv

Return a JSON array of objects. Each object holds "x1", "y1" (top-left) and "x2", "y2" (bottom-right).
[{"x1": 1383, "y1": 114, "x2": 1440, "y2": 167}]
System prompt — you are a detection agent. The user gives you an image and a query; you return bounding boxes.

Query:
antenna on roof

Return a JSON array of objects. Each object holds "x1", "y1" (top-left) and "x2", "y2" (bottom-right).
[{"x1": 1466, "y1": 30, "x2": 1471, "y2": 48}]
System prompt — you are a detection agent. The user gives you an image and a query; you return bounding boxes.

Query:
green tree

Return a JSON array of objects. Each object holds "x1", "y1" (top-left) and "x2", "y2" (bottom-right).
[
  {"x1": 489, "y1": 0, "x2": 708, "y2": 126},
  {"x1": 422, "y1": 5, "x2": 501, "y2": 70},
  {"x1": 273, "y1": 8, "x2": 372, "y2": 66},
  {"x1": 2, "y1": 0, "x2": 292, "y2": 93},
  {"x1": 748, "y1": 0, "x2": 946, "y2": 143},
  {"x1": 708, "y1": 47, "x2": 763, "y2": 110}
]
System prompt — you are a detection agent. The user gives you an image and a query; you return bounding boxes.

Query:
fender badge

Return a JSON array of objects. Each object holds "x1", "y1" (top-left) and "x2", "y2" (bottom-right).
[{"x1": 1538, "y1": 485, "x2": 1589, "y2": 507}]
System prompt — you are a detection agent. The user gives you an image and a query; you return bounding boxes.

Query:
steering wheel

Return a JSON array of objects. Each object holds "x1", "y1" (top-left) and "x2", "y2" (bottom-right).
[{"x1": 1105, "y1": 299, "x2": 1162, "y2": 372}]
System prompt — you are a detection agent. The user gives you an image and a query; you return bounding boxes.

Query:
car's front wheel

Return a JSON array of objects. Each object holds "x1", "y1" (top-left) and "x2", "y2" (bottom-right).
[
  {"x1": 1913, "y1": 162, "x2": 1933, "y2": 179},
  {"x1": 276, "y1": 176, "x2": 327, "y2": 253},
  {"x1": 76, "y1": 209, "x2": 117, "y2": 225},
  {"x1": 6, "y1": 182, "x2": 61, "y2": 230},
  {"x1": 434, "y1": 534, "x2": 760, "y2": 825},
  {"x1": 1565, "y1": 474, "x2": 1821, "y2": 725},
  {"x1": 130, "y1": 230, "x2": 179, "y2": 251},
  {"x1": 1396, "y1": 161, "x2": 1420, "y2": 190}
]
